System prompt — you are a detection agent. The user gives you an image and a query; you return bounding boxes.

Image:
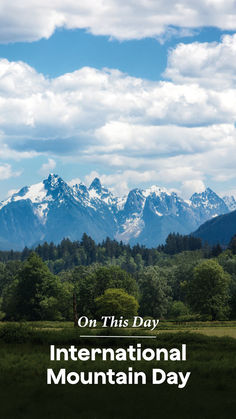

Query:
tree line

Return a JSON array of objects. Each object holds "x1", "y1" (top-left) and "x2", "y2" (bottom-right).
[
  {"x1": 0, "y1": 233, "x2": 205, "y2": 273},
  {"x1": 0, "y1": 233, "x2": 236, "y2": 322}
]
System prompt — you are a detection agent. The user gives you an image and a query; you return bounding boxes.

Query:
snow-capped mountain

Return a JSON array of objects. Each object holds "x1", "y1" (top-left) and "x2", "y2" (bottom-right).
[
  {"x1": 115, "y1": 186, "x2": 229, "y2": 246},
  {"x1": 0, "y1": 174, "x2": 233, "y2": 249},
  {"x1": 223, "y1": 195, "x2": 236, "y2": 212},
  {"x1": 190, "y1": 188, "x2": 229, "y2": 221},
  {"x1": 0, "y1": 174, "x2": 117, "y2": 250}
]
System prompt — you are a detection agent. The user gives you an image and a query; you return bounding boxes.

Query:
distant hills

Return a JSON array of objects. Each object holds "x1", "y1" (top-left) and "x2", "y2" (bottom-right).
[
  {"x1": 193, "y1": 209, "x2": 236, "y2": 246},
  {"x1": 0, "y1": 173, "x2": 235, "y2": 250}
]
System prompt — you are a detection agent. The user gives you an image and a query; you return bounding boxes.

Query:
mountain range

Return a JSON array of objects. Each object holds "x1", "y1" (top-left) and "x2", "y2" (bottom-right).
[{"x1": 0, "y1": 174, "x2": 235, "y2": 250}]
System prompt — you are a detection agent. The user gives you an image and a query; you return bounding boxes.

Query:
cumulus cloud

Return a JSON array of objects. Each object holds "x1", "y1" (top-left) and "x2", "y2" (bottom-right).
[
  {"x1": 1, "y1": 1, "x2": 236, "y2": 43},
  {"x1": 0, "y1": 33, "x2": 236, "y2": 195},
  {"x1": 84, "y1": 167, "x2": 205, "y2": 197},
  {"x1": 38, "y1": 158, "x2": 56, "y2": 176},
  {"x1": 84, "y1": 171, "x2": 100, "y2": 187},
  {"x1": 7, "y1": 188, "x2": 19, "y2": 197},
  {"x1": 164, "y1": 34, "x2": 236, "y2": 88},
  {"x1": 0, "y1": 164, "x2": 21, "y2": 180},
  {"x1": 93, "y1": 122, "x2": 235, "y2": 156},
  {"x1": 68, "y1": 177, "x2": 82, "y2": 187},
  {"x1": 181, "y1": 180, "x2": 206, "y2": 199},
  {"x1": 1, "y1": 59, "x2": 236, "y2": 151}
]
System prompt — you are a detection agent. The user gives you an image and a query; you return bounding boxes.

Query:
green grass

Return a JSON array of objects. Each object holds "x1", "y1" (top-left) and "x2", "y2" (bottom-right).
[
  {"x1": 0, "y1": 323, "x2": 236, "y2": 418},
  {"x1": 1, "y1": 320, "x2": 236, "y2": 338},
  {"x1": 163, "y1": 327, "x2": 236, "y2": 338}
]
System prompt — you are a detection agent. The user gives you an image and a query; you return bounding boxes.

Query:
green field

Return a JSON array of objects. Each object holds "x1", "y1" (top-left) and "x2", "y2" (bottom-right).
[
  {"x1": 0, "y1": 322, "x2": 236, "y2": 418},
  {"x1": 159, "y1": 327, "x2": 236, "y2": 338},
  {"x1": 2, "y1": 320, "x2": 236, "y2": 337}
]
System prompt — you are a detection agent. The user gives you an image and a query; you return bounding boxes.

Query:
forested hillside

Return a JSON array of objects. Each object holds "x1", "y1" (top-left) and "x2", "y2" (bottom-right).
[
  {"x1": 194, "y1": 209, "x2": 236, "y2": 245},
  {"x1": 0, "y1": 232, "x2": 203, "y2": 271},
  {"x1": 0, "y1": 233, "x2": 236, "y2": 322}
]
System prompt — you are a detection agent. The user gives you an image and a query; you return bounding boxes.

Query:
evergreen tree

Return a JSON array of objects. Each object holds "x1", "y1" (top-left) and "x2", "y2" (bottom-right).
[{"x1": 229, "y1": 235, "x2": 236, "y2": 255}]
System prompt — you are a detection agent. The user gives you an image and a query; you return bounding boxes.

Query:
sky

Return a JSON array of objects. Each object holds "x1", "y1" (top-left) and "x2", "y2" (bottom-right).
[{"x1": 0, "y1": 0, "x2": 236, "y2": 200}]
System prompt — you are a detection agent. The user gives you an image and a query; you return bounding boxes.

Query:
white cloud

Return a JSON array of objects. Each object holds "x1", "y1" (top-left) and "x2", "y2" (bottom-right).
[
  {"x1": 38, "y1": 158, "x2": 56, "y2": 176},
  {"x1": 221, "y1": 189, "x2": 236, "y2": 199},
  {"x1": 165, "y1": 34, "x2": 236, "y2": 88},
  {"x1": 93, "y1": 122, "x2": 235, "y2": 156},
  {"x1": 1, "y1": 59, "x2": 236, "y2": 152},
  {"x1": 0, "y1": 163, "x2": 21, "y2": 180},
  {"x1": 1, "y1": 1, "x2": 236, "y2": 43},
  {"x1": 0, "y1": 138, "x2": 37, "y2": 160},
  {"x1": 84, "y1": 167, "x2": 205, "y2": 197},
  {"x1": 181, "y1": 180, "x2": 206, "y2": 199},
  {"x1": 7, "y1": 188, "x2": 19, "y2": 197},
  {"x1": 0, "y1": 34, "x2": 236, "y2": 194},
  {"x1": 68, "y1": 177, "x2": 82, "y2": 187}
]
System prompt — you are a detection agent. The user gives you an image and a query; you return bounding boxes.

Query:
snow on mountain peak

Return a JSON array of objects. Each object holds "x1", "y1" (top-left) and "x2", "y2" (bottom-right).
[
  {"x1": 142, "y1": 185, "x2": 171, "y2": 197},
  {"x1": 223, "y1": 195, "x2": 236, "y2": 211},
  {"x1": 47, "y1": 173, "x2": 60, "y2": 184},
  {"x1": 89, "y1": 177, "x2": 102, "y2": 193},
  {"x1": 0, "y1": 173, "x2": 234, "y2": 249},
  {"x1": 44, "y1": 173, "x2": 65, "y2": 191},
  {"x1": 14, "y1": 182, "x2": 48, "y2": 203},
  {"x1": 88, "y1": 188, "x2": 100, "y2": 200},
  {"x1": 190, "y1": 188, "x2": 225, "y2": 207},
  {"x1": 189, "y1": 187, "x2": 229, "y2": 222},
  {"x1": 72, "y1": 182, "x2": 88, "y2": 196},
  {"x1": 116, "y1": 195, "x2": 127, "y2": 211}
]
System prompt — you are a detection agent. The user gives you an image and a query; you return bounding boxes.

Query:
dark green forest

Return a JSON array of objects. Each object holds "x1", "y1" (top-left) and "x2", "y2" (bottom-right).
[{"x1": 0, "y1": 233, "x2": 236, "y2": 322}]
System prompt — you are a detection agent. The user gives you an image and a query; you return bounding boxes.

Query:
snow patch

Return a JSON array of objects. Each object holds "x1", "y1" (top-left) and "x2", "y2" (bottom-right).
[
  {"x1": 223, "y1": 195, "x2": 236, "y2": 211},
  {"x1": 116, "y1": 216, "x2": 144, "y2": 243},
  {"x1": 14, "y1": 182, "x2": 48, "y2": 203},
  {"x1": 142, "y1": 185, "x2": 170, "y2": 197},
  {"x1": 33, "y1": 203, "x2": 49, "y2": 224},
  {"x1": 116, "y1": 196, "x2": 127, "y2": 211},
  {"x1": 154, "y1": 209, "x2": 163, "y2": 216},
  {"x1": 89, "y1": 189, "x2": 100, "y2": 199}
]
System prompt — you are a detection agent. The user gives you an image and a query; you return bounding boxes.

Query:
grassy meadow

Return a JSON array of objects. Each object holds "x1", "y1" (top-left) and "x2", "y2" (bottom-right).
[{"x1": 0, "y1": 322, "x2": 236, "y2": 418}]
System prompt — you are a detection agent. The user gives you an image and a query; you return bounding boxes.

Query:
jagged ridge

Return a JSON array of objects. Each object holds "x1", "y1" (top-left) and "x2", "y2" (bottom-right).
[{"x1": 0, "y1": 174, "x2": 233, "y2": 249}]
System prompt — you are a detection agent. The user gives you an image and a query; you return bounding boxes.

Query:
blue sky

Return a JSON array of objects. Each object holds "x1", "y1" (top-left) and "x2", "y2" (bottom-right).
[
  {"x1": 0, "y1": 27, "x2": 226, "y2": 80},
  {"x1": 0, "y1": 1, "x2": 236, "y2": 200}
]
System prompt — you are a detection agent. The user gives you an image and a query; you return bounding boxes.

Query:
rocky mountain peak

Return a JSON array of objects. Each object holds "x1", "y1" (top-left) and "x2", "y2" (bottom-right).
[
  {"x1": 43, "y1": 174, "x2": 72, "y2": 200},
  {"x1": 89, "y1": 177, "x2": 102, "y2": 193},
  {"x1": 223, "y1": 195, "x2": 236, "y2": 211},
  {"x1": 0, "y1": 174, "x2": 234, "y2": 250}
]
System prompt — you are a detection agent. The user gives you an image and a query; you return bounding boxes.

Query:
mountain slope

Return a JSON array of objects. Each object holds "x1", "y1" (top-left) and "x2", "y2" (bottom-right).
[
  {"x1": 193, "y1": 210, "x2": 236, "y2": 245},
  {"x1": 223, "y1": 195, "x2": 236, "y2": 211},
  {"x1": 0, "y1": 174, "x2": 234, "y2": 249},
  {"x1": 190, "y1": 188, "x2": 229, "y2": 222},
  {"x1": 116, "y1": 186, "x2": 230, "y2": 246}
]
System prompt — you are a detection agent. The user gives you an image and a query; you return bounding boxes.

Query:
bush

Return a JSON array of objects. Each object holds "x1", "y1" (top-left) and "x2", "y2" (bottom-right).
[{"x1": 168, "y1": 301, "x2": 190, "y2": 320}]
